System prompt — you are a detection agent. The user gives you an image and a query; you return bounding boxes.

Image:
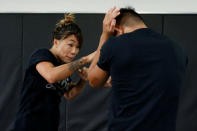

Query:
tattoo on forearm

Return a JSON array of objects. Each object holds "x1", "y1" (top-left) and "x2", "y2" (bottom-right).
[{"x1": 68, "y1": 58, "x2": 85, "y2": 71}]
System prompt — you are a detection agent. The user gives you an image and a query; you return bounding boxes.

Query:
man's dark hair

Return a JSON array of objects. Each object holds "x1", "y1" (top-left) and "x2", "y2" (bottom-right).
[{"x1": 115, "y1": 7, "x2": 144, "y2": 26}]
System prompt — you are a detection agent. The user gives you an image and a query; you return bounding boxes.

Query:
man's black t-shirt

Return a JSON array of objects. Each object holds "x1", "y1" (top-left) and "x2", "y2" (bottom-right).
[
  {"x1": 12, "y1": 48, "x2": 63, "y2": 131},
  {"x1": 97, "y1": 28, "x2": 188, "y2": 131}
]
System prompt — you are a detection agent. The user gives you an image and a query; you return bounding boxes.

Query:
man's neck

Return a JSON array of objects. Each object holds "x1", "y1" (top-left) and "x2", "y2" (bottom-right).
[{"x1": 124, "y1": 24, "x2": 148, "y2": 33}]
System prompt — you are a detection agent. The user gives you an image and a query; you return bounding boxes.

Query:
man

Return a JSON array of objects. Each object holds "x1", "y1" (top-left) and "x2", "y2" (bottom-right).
[{"x1": 88, "y1": 7, "x2": 188, "y2": 131}]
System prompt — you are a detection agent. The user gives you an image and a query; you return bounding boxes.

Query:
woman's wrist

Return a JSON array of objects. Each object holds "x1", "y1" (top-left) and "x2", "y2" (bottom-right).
[{"x1": 79, "y1": 57, "x2": 88, "y2": 65}]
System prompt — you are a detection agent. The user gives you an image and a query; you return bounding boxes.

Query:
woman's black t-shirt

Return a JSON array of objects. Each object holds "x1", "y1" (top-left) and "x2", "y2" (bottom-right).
[{"x1": 13, "y1": 48, "x2": 62, "y2": 131}]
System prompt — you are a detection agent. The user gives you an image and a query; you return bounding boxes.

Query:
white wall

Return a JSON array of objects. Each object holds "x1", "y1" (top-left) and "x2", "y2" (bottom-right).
[{"x1": 0, "y1": 0, "x2": 197, "y2": 13}]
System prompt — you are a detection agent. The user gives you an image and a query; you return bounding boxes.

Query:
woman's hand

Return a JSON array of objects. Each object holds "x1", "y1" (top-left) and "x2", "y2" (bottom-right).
[
  {"x1": 78, "y1": 67, "x2": 89, "y2": 81},
  {"x1": 83, "y1": 51, "x2": 96, "y2": 63}
]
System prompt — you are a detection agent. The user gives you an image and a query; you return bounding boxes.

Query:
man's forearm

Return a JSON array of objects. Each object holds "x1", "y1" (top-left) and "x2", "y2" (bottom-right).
[
  {"x1": 89, "y1": 33, "x2": 110, "y2": 72},
  {"x1": 97, "y1": 33, "x2": 111, "y2": 50},
  {"x1": 89, "y1": 6, "x2": 119, "y2": 72}
]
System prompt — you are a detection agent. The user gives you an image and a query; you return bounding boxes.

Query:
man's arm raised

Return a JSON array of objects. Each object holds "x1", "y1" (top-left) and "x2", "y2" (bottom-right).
[{"x1": 88, "y1": 7, "x2": 120, "y2": 88}]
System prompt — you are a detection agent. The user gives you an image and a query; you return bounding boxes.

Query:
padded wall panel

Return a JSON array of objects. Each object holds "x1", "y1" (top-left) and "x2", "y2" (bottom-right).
[
  {"x1": 0, "y1": 14, "x2": 22, "y2": 131},
  {"x1": 163, "y1": 15, "x2": 197, "y2": 131},
  {"x1": 141, "y1": 14, "x2": 163, "y2": 33}
]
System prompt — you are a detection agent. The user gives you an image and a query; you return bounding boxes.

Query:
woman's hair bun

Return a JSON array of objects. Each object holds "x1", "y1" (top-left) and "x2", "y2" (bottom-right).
[{"x1": 59, "y1": 13, "x2": 75, "y2": 25}]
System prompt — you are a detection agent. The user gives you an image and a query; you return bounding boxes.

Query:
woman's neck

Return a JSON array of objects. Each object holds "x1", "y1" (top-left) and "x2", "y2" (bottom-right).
[{"x1": 49, "y1": 47, "x2": 62, "y2": 64}]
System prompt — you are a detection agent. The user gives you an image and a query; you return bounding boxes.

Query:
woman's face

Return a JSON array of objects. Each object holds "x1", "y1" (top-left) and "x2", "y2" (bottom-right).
[{"x1": 54, "y1": 34, "x2": 80, "y2": 63}]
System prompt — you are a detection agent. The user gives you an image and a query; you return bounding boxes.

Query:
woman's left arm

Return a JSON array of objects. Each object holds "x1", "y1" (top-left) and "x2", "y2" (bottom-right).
[{"x1": 64, "y1": 67, "x2": 88, "y2": 100}]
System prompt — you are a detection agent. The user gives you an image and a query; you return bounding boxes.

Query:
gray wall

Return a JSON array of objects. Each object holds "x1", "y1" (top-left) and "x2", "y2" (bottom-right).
[{"x1": 0, "y1": 14, "x2": 196, "y2": 131}]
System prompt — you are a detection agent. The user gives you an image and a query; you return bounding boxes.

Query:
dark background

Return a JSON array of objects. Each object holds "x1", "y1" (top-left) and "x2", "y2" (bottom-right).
[{"x1": 0, "y1": 13, "x2": 196, "y2": 131}]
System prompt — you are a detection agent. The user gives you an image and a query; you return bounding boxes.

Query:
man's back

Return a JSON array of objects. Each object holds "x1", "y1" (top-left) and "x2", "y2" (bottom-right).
[{"x1": 97, "y1": 28, "x2": 188, "y2": 131}]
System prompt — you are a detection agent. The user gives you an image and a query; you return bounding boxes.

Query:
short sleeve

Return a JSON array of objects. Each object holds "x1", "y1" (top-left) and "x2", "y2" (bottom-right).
[
  {"x1": 97, "y1": 37, "x2": 114, "y2": 72},
  {"x1": 27, "y1": 48, "x2": 56, "y2": 69}
]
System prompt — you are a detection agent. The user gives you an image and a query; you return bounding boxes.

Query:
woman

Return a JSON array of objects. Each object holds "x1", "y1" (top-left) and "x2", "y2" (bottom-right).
[{"x1": 11, "y1": 13, "x2": 95, "y2": 131}]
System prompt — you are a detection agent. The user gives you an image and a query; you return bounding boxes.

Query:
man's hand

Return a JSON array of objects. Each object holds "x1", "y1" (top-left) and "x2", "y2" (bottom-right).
[{"x1": 103, "y1": 7, "x2": 120, "y2": 36}]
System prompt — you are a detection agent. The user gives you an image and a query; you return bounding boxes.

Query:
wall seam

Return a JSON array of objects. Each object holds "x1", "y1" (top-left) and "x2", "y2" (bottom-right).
[{"x1": 161, "y1": 14, "x2": 164, "y2": 35}]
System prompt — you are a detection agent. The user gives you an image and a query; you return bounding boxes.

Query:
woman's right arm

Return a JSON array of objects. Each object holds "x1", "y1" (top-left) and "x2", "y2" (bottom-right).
[{"x1": 36, "y1": 52, "x2": 95, "y2": 83}]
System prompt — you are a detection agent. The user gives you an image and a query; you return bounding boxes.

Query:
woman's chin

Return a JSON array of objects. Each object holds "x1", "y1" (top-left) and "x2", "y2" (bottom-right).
[{"x1": 63, "y1": 59, "x2": 72, "y2": 63}]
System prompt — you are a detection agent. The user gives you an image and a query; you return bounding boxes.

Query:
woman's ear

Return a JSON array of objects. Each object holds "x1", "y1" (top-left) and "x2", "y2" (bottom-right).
[{"x1": 53, "y1": 39, "x2": 59, "y2": 48}]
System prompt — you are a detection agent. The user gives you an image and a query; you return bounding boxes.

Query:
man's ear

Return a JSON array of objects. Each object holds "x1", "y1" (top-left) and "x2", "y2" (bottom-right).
[{"x1": 114, "y1": 26, "x2": 124, "y2": 36}]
